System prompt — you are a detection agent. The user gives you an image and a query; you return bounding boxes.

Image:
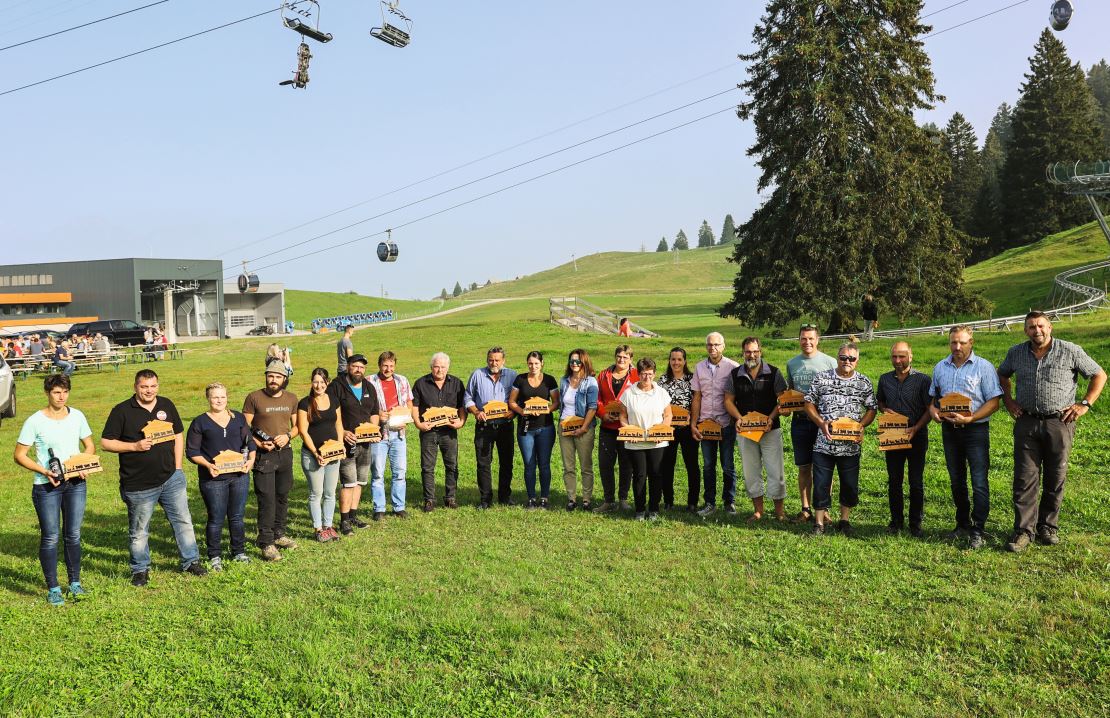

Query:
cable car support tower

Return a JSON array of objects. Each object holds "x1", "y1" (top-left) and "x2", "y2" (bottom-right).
[{"x1": 1046, "y1": 160, "x2": 1110, "y2": 252}]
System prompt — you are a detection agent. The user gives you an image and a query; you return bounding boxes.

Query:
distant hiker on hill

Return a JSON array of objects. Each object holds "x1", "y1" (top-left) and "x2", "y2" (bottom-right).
[
  {"x1": 861, "y1": 294, "x2": 879, "y2": 341},
  {"x1": 336, "y1": 324, "x2": 354, "y2": 377}
]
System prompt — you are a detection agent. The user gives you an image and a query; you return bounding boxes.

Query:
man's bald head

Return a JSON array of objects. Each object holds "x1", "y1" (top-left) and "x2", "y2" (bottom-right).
[{"x1": 890, "y1": 341, "x2": 913, "y2": 372}]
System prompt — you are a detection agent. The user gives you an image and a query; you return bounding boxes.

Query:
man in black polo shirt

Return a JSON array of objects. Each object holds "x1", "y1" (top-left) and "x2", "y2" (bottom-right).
[
  {"x1": 327, "y1": 354, "x2": 380, "y2": 535},
  {"x1": 876, "y1": 341, "x2": 933, "y2": 537},
  {"x1": 724, "y1": 337, "x2": 788, "y2": 521},
  {"x1": 410, "y1": 351, "x2": 467, "y2": 512},
  {"x1": 101, "y1": 369, "x2": 205, "y2": 586}
]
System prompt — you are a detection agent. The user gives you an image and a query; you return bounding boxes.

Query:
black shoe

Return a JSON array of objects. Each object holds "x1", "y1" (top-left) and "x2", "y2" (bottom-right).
[
  {"x1": 967, "y1": 532, "x2": 986, "y2": 550},
  {"x1": 812, "y1": 523, "x2": 826, "y2": 536},
  {"x1": 566, "y1": 500, "x2": 577, "y2": 512},
  {"x1": 184, "y1": 561, "x2": 208, "y2": 577},
  {"x1": 538, "y1": 498, "x2": 549, "y2": 509},
  {"x1": 1006, "y1": 532, "x2": 1032, "y2": 553},
  {"x1": 1036, "y1": 526, "x2": 1060, "y2": 546},
  {"x1": 131, "y1": 570, "x2": 149, "y2": 587},
  {"x1": 580, "y1": 501, "x2": 592, "y2": 512},
  {"x1": 423, "y1": 500, "x2": 435, "y2": 513},
  {"x1": 351, "y1": 515, "x2": 369, "y2": 529},
  {"x1": 477, "y1": 502, "x2": 492, "y2": 510},
  {"x1": 445, "y1": 498, "x2": 458, "y2": 509},
  {"x1": 886, "y1": 522, "x2": 903, "y2": 535},
  {"x1": 908, "y1": 524, "x2": 924, "y2": 538},
  {"x1": 372, "y1": 511, "x2": 385, "y2": 522},
  {"x1": 499, "y1": 498, "x2": 517, "y2": 507},
  {"x1": 525, "y1": 498, "x2": 538, "y2": 510},
  {"x1": 340, "y1": 519, "x2": 354, "y2": 535},
  {"x1": 836, "y1": 520, "x2": 853, "y2": 537},
  {"x1": 393, "y1": 510, "x2": 408, "y2": 519}
]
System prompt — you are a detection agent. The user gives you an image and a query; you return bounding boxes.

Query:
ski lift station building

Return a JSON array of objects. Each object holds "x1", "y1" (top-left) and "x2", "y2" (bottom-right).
[{"x1": 0, "y1": 258, "x2": 287, "y2": 339}]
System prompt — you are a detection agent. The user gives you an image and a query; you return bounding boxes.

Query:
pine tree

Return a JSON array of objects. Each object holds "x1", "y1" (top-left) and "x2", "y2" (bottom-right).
[
  {"x1": 720, "y1": 213, "x2": 737, "y2": 245},
  {"x1": 439, "y1": 288, "x2": 448, "y2": 300},
  {"x1": 940, "y1": 112, "x2": 982, "y2": 238},
  {"x1": 656, "y1": 237, "x2": 669, "y2": 252},
  {"x1": 673, "y1": 229, "x2": 689, "y2": 250},
  {"x1": 697, "y1": 220, "x2": 715, "y2": 247},
  {"x1": 1002, "y1": 30, "x2": 1103, "y2": 248},
  {"x1": 1087, "y1": 60, "x2": 1110, "y2": 152},
  {"x1": 721, "y1": 1, "x2": 983, "y2": 331},
  {"x1": 452, "y1": 281, "x2": 462, "y2": 298},
  {"x1": 969, "y1": 126, "x2": 1008, "y2": 258},
  {"x1": 989, "y1": 102, "x2": 1015, "y2": 150},
  {"x1": 469, "y1": 282, "x2": 478, "y2": 291}
]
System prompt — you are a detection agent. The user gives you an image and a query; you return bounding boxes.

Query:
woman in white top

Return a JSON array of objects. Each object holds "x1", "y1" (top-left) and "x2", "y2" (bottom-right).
[{"x1": 619, "y1": 358, "x2": 672, "y2": 520}]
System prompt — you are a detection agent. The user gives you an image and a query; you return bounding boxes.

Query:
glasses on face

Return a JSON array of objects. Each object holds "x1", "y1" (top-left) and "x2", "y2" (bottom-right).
[
  {"x1": 569, "y1": 360, "x2": 582, "y2": 366},
  {"x1": 837, "y1": 355, "x2": 859, "y2": 362}
]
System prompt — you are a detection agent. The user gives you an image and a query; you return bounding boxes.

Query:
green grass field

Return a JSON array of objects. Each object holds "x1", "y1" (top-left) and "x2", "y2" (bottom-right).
[{"x1": 2, "y1": 271, "x2": 1108, "y2": 716}]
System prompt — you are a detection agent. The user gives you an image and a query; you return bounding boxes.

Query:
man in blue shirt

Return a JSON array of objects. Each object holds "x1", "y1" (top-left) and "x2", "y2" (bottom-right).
[
  {"x1": 465, "y1": 346, "x2": 519, "y2": 508},
  {"x1": 928, "y1": 326, "x2": 1003, "y2": 549}
]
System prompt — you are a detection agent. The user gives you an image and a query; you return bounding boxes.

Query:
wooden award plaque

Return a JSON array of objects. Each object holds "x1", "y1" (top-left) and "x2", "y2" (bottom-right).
[
  {"x1": 828, "y1": 417, "x2": 863, "y2": 443},
  {"x1": 482, "y1": 400, "x2": 512, "y2": 421},
  {"x1": 878, "y1": 411, "x2": 910, "y2": 431},
  {"x1": 212, "y1": 449, "x2": 246, "y2": 474},
  {"x1": 939, "y1": 393, "x2": 972, "y2": 418},
  {"x1": 646, "y1": 424, "x2": 674, "y2": 442},
  {"x1": 62, "y1": 453, "x2": 103, "y2": 480},
  {"x1": 422, "y1": 406, "x2": 457, "y2": 429},
  {"x1": 617, "y1": 425, "x2": 647, "y2": 441},
  {"x1": 669, "y1": 405, "x2": 690, "y2": 427},
  {"x1": 560, "y1": 415, "x2": 585, "y2": 432},
  {"x1": 142, "y1": 419, "x2": 176, "y2": 445},
  {"x1": 879, "y1": 429, "x2": 913, "y2": 452},
  {"x1": 777, "y1": 389, "x2": 806, "y2": 415},
  {"x1": 602, "y1": 400, "x2": 623, "y2": 421},
  {"x1": 387, "y1": 407, "x2": 413, "y2": 429},
  {"x1": 355, "y1": 422, "x2": 382, "y2": 443},
  {"x1": 523, "y1": 397, "x2": 551, "y2": 416},
  {"x1": 736, "y1": 411, "x2": 769, "y2": 443},
  {"x1": 697, "y1": 419, "x2": 723, "y2": 441},
  {"x1": 317, "y1": 439, "x2": 347, "y2": 464}
]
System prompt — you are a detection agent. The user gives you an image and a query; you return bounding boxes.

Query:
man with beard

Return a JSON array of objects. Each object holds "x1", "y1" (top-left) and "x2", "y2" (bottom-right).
[{"x1": 327, "y1": 354, "x2": 381, "y2": 535}]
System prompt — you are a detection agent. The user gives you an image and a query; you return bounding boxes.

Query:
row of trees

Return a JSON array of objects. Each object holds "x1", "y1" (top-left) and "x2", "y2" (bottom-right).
[
  {"x1": 655, "y1": 214, "x2": 737, "y2": 252},
  {"x1": 439, "y1": 280, "x2": 491, "y2": 299},
  {"x1": 937, "y1": 40, "x2": 1108, "y2": 262}
]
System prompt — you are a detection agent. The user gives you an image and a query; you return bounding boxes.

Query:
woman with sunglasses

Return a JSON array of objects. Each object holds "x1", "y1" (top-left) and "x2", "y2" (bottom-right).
[
  {"x1": 658, "y1": 347, "x2": 700, "y2": 511},
  {"x1": 594, "y1": 345, "x2": 639, "y2": 513},
  {"x1": 509, "y1": 351, "x2": 560, "y2": 509},
  {"x1": 297, "y1": 368, "x2": 345, "y2": 541},
  {"x1": 557, "y1": 348, "x2": 598, "y2": 511}
]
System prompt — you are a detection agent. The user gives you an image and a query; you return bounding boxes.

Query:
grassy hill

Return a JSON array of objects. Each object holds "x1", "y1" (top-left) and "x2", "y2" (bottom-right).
[{"x1": 283, "y1": 289, "x2": 442, "y2": 329}]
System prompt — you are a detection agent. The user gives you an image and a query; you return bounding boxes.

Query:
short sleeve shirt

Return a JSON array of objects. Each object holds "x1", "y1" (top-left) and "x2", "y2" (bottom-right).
[
  {"x1": 998, "y1": 339, "x2": 1104, "y2": 414},
  {"x1": 512, "y1": 373, "x2": 558, "y2": 431},
  {"x1": 412, "y1": 374, "x2": 465, "y2": 432},
  {"x1": 657, "y1": 373, "x2": 694, "y2": 410},
  {"x1": 691, "y1": 357, "x2": 740, "y2": 425},
  {"x1": 102, "y1": 395, "x2": 184, "y2": 491},
  {"x1": 929, "y1": 352, "x2": 1003, "y2": 423},
  {"x1": 620, "y1": 383, "x2": 672, "y2": 450},
  {"x1": 336, "y1": 336, "x2": 353, "y2": 372},
  {"x1": 18, "y1": 408, "x2": 93, "y2": 485},
  {"x1": 805, "y1": 369, "x2": 877, "y2": 457},
  {"x1": 786, "y1": 352, "x2": 837, "y2": 393},
  {"x1": 242, "y1": 389, "x2": 299, "y2": 439},
  {"x1": 297, "y1": 395, "x2": 340, "y2": 448}
]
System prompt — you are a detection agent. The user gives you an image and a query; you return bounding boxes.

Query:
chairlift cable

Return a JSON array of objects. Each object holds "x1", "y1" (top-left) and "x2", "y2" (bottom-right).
[
  {"x1": 921, "y1": 0, "x2": 974, "y2": 19},
  {"x1": 0, "y1": 0, "x2": 171, "y2": 53},
  {"x1": 924, "y1": 0, "x2": 1031, "y2": 38}
]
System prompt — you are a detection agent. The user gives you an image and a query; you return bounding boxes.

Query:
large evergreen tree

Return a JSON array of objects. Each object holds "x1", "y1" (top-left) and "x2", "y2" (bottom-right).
[
  {"x1": 1086, "y1": 60, "x2": 1110, "y2": 152},
  {"x1": 697, "y1": 220, "x2": 715, "y2": 247},
  {"x1": 722, "y1": 1, "x2": 982, "y2": 331},
  {"x1": 656, "y1": 237, "x2": 669, "y2": 252},
  {"x1": 720, "y1": 213, "x2": 737, "y2": 245},
  {"x1": 969, "y1": 103, "x2": 1015, "y2": 256},
  {"x1": 1001, "y1": 30, "x2": 1102, "y2": 248},
  {"x1": 673, "y1": 229, "x2": 689, "y2": 250},
  {"x1": 940, "y1": 112, "x2": 981, "y2": 237}
]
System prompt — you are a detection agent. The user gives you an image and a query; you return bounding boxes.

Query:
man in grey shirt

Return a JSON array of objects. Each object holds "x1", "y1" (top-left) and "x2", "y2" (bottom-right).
[
  {"x1": 336, "y1": 324, "x2": 354, "y2": 376},
  {"x1": 998, "y1": 311, "x2": 1105, "y2": 552}
]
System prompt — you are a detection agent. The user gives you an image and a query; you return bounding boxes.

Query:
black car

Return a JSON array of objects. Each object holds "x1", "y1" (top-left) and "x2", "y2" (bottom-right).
[{"x1": 67, "y1": 319, "x2": 149, "y2": 346}]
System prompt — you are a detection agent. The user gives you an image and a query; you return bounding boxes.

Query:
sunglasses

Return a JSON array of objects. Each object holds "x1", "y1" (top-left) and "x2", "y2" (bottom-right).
[
  {"x1": 800, "y1": 324, "x2": 818, "y2": 331},
  {"x1": 837, "y1": 355, "x2": 859, "y2": 362},
  {"x1": 569, "y1": 360, "x2": 582, "y2": 366}
]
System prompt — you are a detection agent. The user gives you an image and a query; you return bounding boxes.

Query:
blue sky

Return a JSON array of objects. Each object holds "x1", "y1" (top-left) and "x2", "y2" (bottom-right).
[{"x1": 3, "y1": 1, "x2": 1106, "y2": 299}]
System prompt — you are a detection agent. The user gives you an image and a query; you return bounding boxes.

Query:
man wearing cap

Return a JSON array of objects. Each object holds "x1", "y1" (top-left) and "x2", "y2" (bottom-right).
[
  {"x1": 411, "y1": 352, "x2": 467, "y2": 511},
  {"x1": 367, "y1": 351, "x2": 412, "y2": 519},
  {"x1": 243, "y1": 360, "x2": 300, "y2": 561},
  {"x1": 327, "y1": 354, "x2": 381, "y2": 534},
  {"x1": 465, "y1": 346, "x2": 519, "y2": 508},
  {"x1": 998, "y1": 311, "x2": 1105, "y2": 552},
  {"x1": 336, "y1": 324, "x2": 355, "y2": 377}
]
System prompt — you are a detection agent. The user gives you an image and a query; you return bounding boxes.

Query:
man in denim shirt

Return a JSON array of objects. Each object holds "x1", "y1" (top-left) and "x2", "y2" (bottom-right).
[{"x1": 465, "y1": 346, "x2": 519, "y2": 508}]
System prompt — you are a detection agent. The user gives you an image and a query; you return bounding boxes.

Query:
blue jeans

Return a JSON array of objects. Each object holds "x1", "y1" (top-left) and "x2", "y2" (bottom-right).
[
  {"x1": 198, "y1": 473, "x2": 250, "y2": 558},
  {"x1": 699, "y1": 421, "x2": 736, "y2": 506},
  {"x1": 302, "y1": 449, "x2": 340, "y2": 528},
  {"x1": 31, "y1": 480, "x2": 87, "y2": 589},
  {"x1": 518, "y1": 424, "x2": 556, "y2": 499},
  {"x1": 811, "y1": 451, "x2": 861, "y2": 511},
  {"x1": 53, "y1": 360, "x2": 75, "y2": 376},
  {"x1": 119, "y1": 469, "x2": 200, "y2": 573},
  {"x1": 942, "y1": 422, "x2": 991, "y2": 533},
  {"x1": 371, "y1": 434, "x2": 407, "y2": 512}
]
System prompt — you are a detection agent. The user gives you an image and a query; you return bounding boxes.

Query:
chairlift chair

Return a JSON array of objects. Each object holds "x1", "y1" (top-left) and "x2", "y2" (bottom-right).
[
  {"x1": 370, "y1": 0, "x2": 412, "y2": 48},
  {"x1": 282, "y1": 1, "x2": 334, "y2": 43}
]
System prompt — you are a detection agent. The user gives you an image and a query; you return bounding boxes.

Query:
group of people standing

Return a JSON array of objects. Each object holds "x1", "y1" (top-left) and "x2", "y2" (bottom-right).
[{"x1": 12, "y1": 310, "x2": 1104, "y2": 606}]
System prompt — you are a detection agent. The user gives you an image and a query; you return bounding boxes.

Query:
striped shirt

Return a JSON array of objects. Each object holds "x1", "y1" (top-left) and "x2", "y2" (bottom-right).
[
  {"x1": 928, "y1": 352, "x2": 1003, "y2": 424},
  {"x1": 998, "y1": 339, "x2": 1103, "y2": 414},
  {"x1": 876, "y1": 368, "x2": 932, "y2": 425}
]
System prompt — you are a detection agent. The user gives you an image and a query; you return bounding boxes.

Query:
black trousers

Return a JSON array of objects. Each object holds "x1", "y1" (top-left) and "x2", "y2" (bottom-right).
[
  {"x1": 1012, "y1": 414, "x2": 1075, "y2": 536},
  {"x1": 253, "y1": 446, "x2": 293, "y2": 547},
  {"x1": 598, "y1": 427, "x2": 632, "y2": 503},
  {"x1": 660, "y1": 426, "x2": 699, "y2": 507},
  {"x1": 474, "y1": 422, "x2": 515, "y2": 504},
  {"x1": 884, "y1": 431, "x2": 928, "y2": 527},
  {"x1": 419, "y1": 429, "x2": 458, "y2": 503},
  {"x1": 628, "y1": 447, "x2": 665, "y2": 512}
]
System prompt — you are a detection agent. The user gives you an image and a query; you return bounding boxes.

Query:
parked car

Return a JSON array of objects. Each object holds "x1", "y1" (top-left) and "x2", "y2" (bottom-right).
[
  {"x1": 66, "y1": 319, "x2": 148, "y2": 346},
  {"x1": 0, "y1": 355, "x2": 15, "y2": 422},
  {"x1": 247, "y1": 324, "x2": 275, "y2": 336}
]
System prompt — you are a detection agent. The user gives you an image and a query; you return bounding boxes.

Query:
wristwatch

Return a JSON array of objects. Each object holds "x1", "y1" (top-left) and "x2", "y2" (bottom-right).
[{"x1": 1079, "y1": 399, "x2": 1091, "y2": 408}]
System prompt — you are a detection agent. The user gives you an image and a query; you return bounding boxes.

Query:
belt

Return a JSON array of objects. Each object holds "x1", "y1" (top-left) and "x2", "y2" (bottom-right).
[{"x1": 1025, "y1": 411, "x2": 1062, "y2": 420}]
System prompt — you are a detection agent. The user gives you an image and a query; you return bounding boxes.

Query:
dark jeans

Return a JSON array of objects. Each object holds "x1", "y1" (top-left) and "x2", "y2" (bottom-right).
[
  {"x1": 518, "y1": 424, "x2": 555, "y2": 499},
  {"x1": 811, "y1": 451, "x2": 860, "y2": 511},
  {"x1": 598, "y1": 427, "x2": 632, "y2": 503},
  {"x1": 628, "y1": 447, "x2": 665, "y2": 512},
  {"x1": 31, "y1": 480, "x2": 86, "y2": 589},
  {"x1": 700, "y1": 422, "x2": 737, "y2": 506},
  {"x1": 199, "y1": 473, "x2": 250, "y2": 558},
  {"x1": 660, "y1": 426, "x2": 699, "y2": 507},
  {"x1": 253, "y1": 446, "x2": 293, "y2": 547},
  {"x1": 884, "y1": 431, "x2": 928, "y2": 527},
  {"x1": 790, "y1": 415, "x2": 819, "y2": 466},
  {"x1": 474, "y1": 421, "x2": 515, "y2": 504},
  {"x1": 1012, "y1": 414, "x2": 1076, "y2": 537},
  {"x1": 941, "y1": 422, "x2": 991, "y2": 533},
  {"x1": 419, "y1": 429, "x2": 458, "y2": 503}
]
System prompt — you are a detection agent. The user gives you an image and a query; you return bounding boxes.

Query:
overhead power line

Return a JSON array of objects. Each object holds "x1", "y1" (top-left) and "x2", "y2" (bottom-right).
[
  {"x1": 921, "y1": 0, "x2": 973, "y2": 19},
  {"x1": 924, "y1": 0, "x2": 1031, "y2": 38},
  {"x1": 0, "y1": 0, "x2": 171, "y2": 53},
  {"x1": 0, "y1": 6, "x2": 277, "y2": 97}
]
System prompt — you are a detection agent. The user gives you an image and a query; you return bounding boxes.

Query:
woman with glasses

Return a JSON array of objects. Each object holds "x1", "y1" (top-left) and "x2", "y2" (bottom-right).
[
  {"x1": 658, "y1": 347, "x2": 700, "y2": 511},
  {"x1": 297, "y1": 368, "x2": 345, "y2": 541},
  {"x1": 594, "y1": 345, "x2": 639, "y2": 513},
  {"x1": 619, "y1": 358, "x2": 673, "y2": 520},
  {"x1": 14, "y1": 375, "x2": 95, "y2": 606},
  {"x1": 556, "y1": 348, "x2": 598, "y2": 511},
  {"x1": 186, "y1": 382, "x2": 257, "y2": 570},
  {"x1": 509, "y1": 351, "x2": 560, "y2": 509}
]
